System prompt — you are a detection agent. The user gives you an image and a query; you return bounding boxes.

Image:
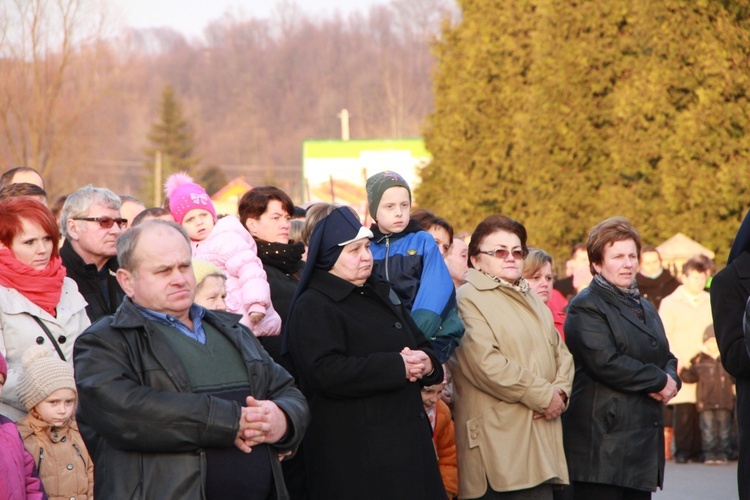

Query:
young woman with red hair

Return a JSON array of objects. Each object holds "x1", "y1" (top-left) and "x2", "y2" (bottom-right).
[{"x1": 0, "y1": 198, "x2": 90, "y2": 421}]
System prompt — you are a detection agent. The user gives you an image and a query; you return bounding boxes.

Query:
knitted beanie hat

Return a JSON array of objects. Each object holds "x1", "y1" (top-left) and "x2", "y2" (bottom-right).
[
  {"x1": 164, "y1": 172, "x2": 217, "y2": 225},
  {"x1": 18, "y1": 346, "x2": 76, "y2": 410},
  {"x1": 0, "y1": 350, "x2": 7, "y2": 381},
  {"x1": 365, "y1": 171, "x2": 411, "y2": 219},
  {"x1": 192, "y1": 258, "x2": 225, "y2": 288}
]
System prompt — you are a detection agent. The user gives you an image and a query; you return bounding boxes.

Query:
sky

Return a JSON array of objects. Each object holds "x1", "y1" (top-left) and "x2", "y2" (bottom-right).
[{"x1": 111, "y1": 0, "x2": 387, "y2": 38}]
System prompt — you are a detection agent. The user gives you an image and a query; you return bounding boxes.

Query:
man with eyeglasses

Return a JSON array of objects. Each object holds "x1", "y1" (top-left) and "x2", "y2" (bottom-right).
[{"x1": 60, "y1": 185, "x2": 127, "y2": 322}]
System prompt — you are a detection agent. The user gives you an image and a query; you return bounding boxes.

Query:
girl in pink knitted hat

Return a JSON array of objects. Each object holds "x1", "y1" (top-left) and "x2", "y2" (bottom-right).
[{"x1": 165, "y1": 173, "x2": 281, "y2": 336}]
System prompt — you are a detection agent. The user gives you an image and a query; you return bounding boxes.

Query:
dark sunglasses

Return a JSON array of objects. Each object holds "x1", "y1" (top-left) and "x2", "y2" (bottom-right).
[
  {"x1": 480, "y1": 248, "x2": 527, "y2": 260},
  {"x1": 73, "y1": 216, "x2": 128, "y2": 229}
]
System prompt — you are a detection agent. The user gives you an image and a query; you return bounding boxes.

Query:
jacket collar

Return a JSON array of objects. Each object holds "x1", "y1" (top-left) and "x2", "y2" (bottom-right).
[
  {"x1": 733, "y1": 250, "x2": 750, "y2": 279},
  {"x1": 465, "y1": 268, "x2": 529, "y2": 294},
  {"x1": 636, "y1": 269, "x2": 676, "y2": 286},
  {"x1": 370, "y1": 219, "x2": 422, "y2": 243},
  {"x1": 60, "y1": 238, "x2": 119, "y2": 277},
  {"x1": 589, "y1": 278, "x2": 660, "y2": 339},
  {"x1": 307, "y1": 269, "x2": 362, "y2": 302},
  {"x1": 111, "y1": 296, "x2": 243, "y2": 330},
  {"x1": 671, "y1": 284, "x2": 710, "y2": 305},
  {"x1": 0, "y1": 278, "x2": 87, "y2": 325},
  {"x1": 306, "y1": 268, "x2": 396, "y2": 305}
]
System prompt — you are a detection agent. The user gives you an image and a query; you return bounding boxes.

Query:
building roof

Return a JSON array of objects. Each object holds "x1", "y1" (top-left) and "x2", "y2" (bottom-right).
[{"x1": 211, "y1": 177, "x2": 252, "y2": 215}]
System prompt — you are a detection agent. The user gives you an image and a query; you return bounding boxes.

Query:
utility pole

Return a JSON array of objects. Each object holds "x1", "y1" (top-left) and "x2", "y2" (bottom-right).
[
  {"x1": 338, "y1": 108, "x2": 350, "y2": 141},
  {"x1": 154, "y1": 151, "x2": 163, "y2": 207}
]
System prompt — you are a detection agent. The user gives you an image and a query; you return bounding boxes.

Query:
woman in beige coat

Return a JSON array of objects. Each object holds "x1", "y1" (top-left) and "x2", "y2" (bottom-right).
[{"x1": 449, "y1": 215, "x2": 574, "y2": 499}]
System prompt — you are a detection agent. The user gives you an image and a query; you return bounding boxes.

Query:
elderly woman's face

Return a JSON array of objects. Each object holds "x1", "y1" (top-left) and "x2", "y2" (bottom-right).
[
  {"x1": 245, "y1": 200, "x2": 291, "y2": 244},
  {"x1": 593, "y1": 238, "x2": 638, "y2": 289},
  {"x1": 329, "y1": 238, "x2": 373, "y2": 286},
  {"x1": 471, "y1": 229, "x2": 523, "y2": 282}
]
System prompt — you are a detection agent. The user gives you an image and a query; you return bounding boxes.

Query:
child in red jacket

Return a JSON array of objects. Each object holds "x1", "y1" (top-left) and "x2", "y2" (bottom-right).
[{"x1": 422, "y1": 381, "x2": 458, "y2": 498}]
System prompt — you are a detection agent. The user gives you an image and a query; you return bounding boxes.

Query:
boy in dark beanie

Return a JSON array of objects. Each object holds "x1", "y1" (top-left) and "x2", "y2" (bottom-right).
[{"x1": 366, "y1": 171, "x2": 464, "y2": 363}]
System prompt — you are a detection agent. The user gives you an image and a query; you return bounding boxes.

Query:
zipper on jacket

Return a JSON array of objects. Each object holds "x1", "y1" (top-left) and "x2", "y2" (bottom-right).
[
  {"x1": 384, "y1": 235, "x2": 391, "y2": 281},
  {"x1": 38, "y1": 447, "x2": 45, "y2": 472}
]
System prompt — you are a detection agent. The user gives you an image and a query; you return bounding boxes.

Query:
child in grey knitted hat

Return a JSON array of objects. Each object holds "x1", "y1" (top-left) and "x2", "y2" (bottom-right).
[{"x1": 15, "y1": 346, "x2": 93, "y2": 499}]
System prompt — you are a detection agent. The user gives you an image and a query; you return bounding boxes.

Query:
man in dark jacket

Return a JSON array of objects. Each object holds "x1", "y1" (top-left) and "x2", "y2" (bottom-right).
[
  {"x1": 60, "y1": 185, "x2": 126, "y2": 322},
  {"x1": 636, "y1": 246, "x2": 680, "y2": 310},
  {"x1": 74, "y1": 220, "x2": 309, "y2": 499}
]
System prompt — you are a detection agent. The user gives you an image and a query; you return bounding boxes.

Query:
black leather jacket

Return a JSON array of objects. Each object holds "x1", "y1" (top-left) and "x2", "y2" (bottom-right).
[
  {"x1": 562, "y1": 279, "x2": 680, "y2": 492},
  {"x1": 74, "y1": 298, "x2": 309, "y2": 499}
]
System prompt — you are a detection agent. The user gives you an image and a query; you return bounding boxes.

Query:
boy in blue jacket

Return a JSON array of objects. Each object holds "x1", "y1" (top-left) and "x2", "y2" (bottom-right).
[{"x1": 366, "y1": 171, "x2": 463, "y2": 362}]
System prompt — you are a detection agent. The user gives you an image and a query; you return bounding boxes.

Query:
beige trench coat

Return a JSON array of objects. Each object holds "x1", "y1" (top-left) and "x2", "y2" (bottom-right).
[
  {"x1": 658, "y1": 285, "x2": 713, "y2": 405},
  {"x1": 448, "y1": 269, "x2": 574, "y2": 498}
]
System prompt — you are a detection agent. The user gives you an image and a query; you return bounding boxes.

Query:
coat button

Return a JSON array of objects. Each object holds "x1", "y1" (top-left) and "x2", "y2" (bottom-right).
[
  {"x1": 471, "y1": 433, "x2": 478, "y2": 439},
  {"x1": 394, "y1": 322, "x2": 402, "y2": 329},
  {"x1": 36, "y1": 336, "x2": 44, "y2": 345},
  {"x1": 653, "y1": 421, "x2": 659, "y2": 427},
  {"x1": 58, "y1": 335, "x2": 67, "y2": 344},
  {"x1": 650, "y1": 340, "x2": 657, "y2": 347},
  {"x1": 67, "y1": 463, "x2": 74, "y2": 470},
  {"x1": 470, "y1": 425, "x2": 477, "y2": 431}
]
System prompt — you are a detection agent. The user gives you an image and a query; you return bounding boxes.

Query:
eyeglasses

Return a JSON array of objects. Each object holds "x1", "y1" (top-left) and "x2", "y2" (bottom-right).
[
  {"x1": 73, "y1": 217, "x2": 127, "y2": 229},
  {"x1": 480, "y1": 248, "x2": 527, "y2": 260}
]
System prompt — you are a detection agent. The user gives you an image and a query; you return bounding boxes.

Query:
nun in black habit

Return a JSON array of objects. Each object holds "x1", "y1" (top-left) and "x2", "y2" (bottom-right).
[
  {"x1": 710, "y1": 209, "x2": 750, "y2": 499},
  {"x1": 285, "y1": 207, "x2": 446, "y2": 500}
]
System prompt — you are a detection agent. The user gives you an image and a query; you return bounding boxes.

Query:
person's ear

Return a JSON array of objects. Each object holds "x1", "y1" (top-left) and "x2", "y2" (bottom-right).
[
  {"x1": 470, "y1": 255, "x2": 480, "y2": 271},
  {"x1": 116, "y1": 269, "x2": 136, "y2": 298},
  {"x1": 592, "y1": 263, "x2": 602, "y2": 274},
  {"x1": 66, "y1": 219, "x2": 80, "y2": 241},
  {"x1": 244, "y1": 217, "x2": 257, "y2": 235}
]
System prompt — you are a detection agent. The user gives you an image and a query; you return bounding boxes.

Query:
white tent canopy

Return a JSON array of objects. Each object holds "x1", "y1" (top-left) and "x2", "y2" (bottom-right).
[{"x1": 656, "y1": 233, "x2": 715, "y2": 262}]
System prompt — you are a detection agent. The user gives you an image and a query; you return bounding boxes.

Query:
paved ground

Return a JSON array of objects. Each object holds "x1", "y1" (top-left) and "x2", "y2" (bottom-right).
[{"x1": 654, "y1": 460, "x2": 738, "y2": 499}]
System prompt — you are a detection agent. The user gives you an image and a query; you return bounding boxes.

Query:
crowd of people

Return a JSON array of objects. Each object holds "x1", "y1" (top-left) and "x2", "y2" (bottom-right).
[{"x1": 0, "y1": 165, "x2": 744, "y2": 500}]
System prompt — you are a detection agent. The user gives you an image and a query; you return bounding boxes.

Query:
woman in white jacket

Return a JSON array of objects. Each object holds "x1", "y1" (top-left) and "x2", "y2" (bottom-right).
[{"x1": 0, "y1": 197, "x2": 89, "y2": 420}]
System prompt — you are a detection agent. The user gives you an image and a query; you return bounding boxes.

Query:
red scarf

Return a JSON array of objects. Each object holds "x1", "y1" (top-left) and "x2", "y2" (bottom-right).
[{"x1": 0, "y1": 249, "x2": 65, "y2": 316}]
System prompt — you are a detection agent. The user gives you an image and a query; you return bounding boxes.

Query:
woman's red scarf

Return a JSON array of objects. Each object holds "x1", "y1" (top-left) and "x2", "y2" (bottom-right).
[{"x1": 0, "y1": 249, "x2": 65, "y2": 316}]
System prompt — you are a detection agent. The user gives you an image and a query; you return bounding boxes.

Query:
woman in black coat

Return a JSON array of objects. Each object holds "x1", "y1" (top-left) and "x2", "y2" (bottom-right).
[
  {"x1": 238, "y1": 187, "x2": 305, "y2": 367},
  {"x1": 238, "y1": 186, "x2": 307, "y2": 498},
  {"x1": 562, "y1": 217, "x2": 680, "y2": 499},
  {"x1": 286, "y1": 207, "x2": 446, "y2": 500}
]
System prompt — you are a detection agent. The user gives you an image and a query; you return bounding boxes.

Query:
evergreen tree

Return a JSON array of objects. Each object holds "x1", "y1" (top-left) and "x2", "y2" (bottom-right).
[
  {"x1": 144, "y1": 84, "x2": 200, "y2": 204},
  {"x1": 196, "y1": 165, "x2": 228, "y2": 196},
  {"x1": 419, "y1": 0, "x2": 750, "y2": 264}
]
